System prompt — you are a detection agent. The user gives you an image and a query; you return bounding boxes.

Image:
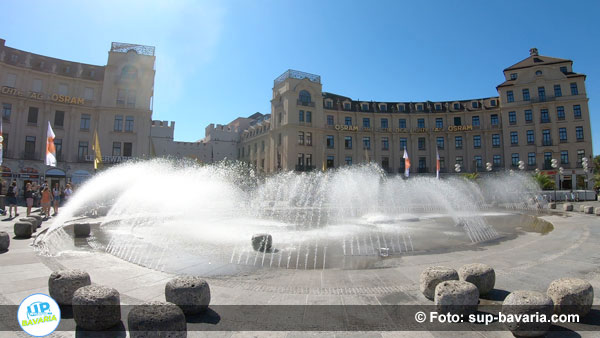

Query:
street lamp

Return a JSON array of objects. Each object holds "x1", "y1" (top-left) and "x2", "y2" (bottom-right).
[
  {"x1": 518, "y1": 160, "x2": 525, "y2": 171},
  {"x1": 455, "y1": 163, "x2": 461, "y2": 173},
  {"x1": 486, "y1": 162, "x2": 492, "y2": 172},
  {"x1": 551, "y1": 158, "x2": 558, "y2": 201}
]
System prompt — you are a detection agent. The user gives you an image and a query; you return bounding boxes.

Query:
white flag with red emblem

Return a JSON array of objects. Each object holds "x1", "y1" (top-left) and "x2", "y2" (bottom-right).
[
  {"x1": 403, "y1": 148, "x2": 410, "y2": 178},
  {"x1": 46, "y1": 121, "x2": 56, "y2": 167}
]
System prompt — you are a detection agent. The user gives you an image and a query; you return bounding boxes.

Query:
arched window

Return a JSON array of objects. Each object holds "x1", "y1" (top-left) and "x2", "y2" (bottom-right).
[
  {"x1": 299, "y1": 90, "x2": 311, "y2": 103},
  {"x1": 121, "y1": 65, "x2": 138, "y2": 80}
]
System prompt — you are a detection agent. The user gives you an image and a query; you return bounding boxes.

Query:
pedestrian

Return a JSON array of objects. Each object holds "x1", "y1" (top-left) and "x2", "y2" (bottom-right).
[
  {"x1": 6, "y1": 181, "x2": 18, "y2": 218},
  {"x1": 41, "y1": 186, "x2": 52, "y2": 219},
  {"x1": 64, "y1": 184, "x2": 73, "y2": 203},
  {"x1": 24, "y1": 183, "x2": 34, "y2": 217},
  {"x1": 52, "y1": 183, "x2": 61, "y2": 215}
]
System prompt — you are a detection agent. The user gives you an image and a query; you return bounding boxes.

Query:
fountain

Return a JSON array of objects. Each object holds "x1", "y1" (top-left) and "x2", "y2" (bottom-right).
[{"x1": 34, "y1": 159, "x2": 549, "y2": 276}]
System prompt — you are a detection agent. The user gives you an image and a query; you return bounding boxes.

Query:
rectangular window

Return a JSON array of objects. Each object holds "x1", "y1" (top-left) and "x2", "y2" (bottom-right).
[
  {"x1": 381, "y1": 118, "x2": 388, "y2": 129},
  {"x1": 435, "y1": 118, "x2": 443, "y2": 129},
  {"x1": 453, "y1": 103, "x2": 460, "y2": 110},
  {"x1": 453, "y1": 117, "x2": 461, "y2": 126},
  {"x1": 4, "y1": 73, "x2": 16, "y2": 87},
  {"x1": 417, "y1": 104, "x2": 423, "y2": 111},
  {"x1": 439, "y1": 157, "x2": 445, "y2": 169},
  {"x1": 418, "y1": 137, "x2": 426, "y2": 150},
  {"x1": 361, "y1": 103, "x2": 369, "y2": 111},
  {"x1": 114, "y1": 115, "x2": 123, "y2": 131},
  {"x1": 509, "y1": 111, "x2": 516, "y2": 124},
  {"x1": 544, "y1": 152, "x2": 552, "y2": 169},
  {"x1": 511, "y1": 153, "x2": 520, "y2": 167},
  {"x1": 306, "y1": 154, "x2": 312, "y2": 167},
  {"x1": 473, "y1": 135, "x2": 481, "y2": 148},
  {"x1": 560, "y1": 151, "x2": 569, "y2": 164},
  {"x1": 559, "y1": 128, "x2": 567, "y2": 142},
  {"x1": 32, "y1": 79, "x2": 42, "y2": 93},
  {"x1": 25, "y1": 136, "x2": 36, "y2": 155},
  {"x1": 474, "y1": 156, "x2": 482, "y2": 168},
  {"x1": 493, "y1": 155, "x2": 501, "y2": 167},
  {"x1": 325, "y1": 101, "x2": 332, "y2": 108},
  {"x1": 127, "y1": 90, "x2": 136, "y2": 107},
  {"x1": 577, "y1": 150, "x2": 585, "y2": 167},
  {"x1": 345, "y1": 156, "x2": 352, "y2": 166},
  {"x1": 490, "y1": 99, "x2": 497, "y2": 106},
  {"x1": 306, "y1": 132, "x2": 312, "y2": 146},
  {"x1": 524, "y1": 110, "x2": 532, "y2": 123},
  {"x1": 510, "y1": 73, "x2": 518, "y2": 80},
  {"x1": 398, "y1": 105, "x2": 405, "y2": 112},
  {"x1": 540, "y1": 109, "x2": 550, "y2": 123},
  {"x1": 123, "y1": 142, "x2": 132, "y2": 157},
  {"x1": 327, "y1": 115, "x2": 334, "y2": 126},
  {"x1": 326, "y1": 155, "x2": 335, "y2": 169},
  {"x1": 80, "y1": 114, "x2": 91, "y2": 130},
  {"x1": 527, "y1": 130, "x2": 535, "y2": 144},
  {"x1": 538, "y1": 87, "x2": 546, "y2": 101},
  {"x1": 382, "y1": 157, "x2": 390, "y2": 170},
  {"x1": 299, "y1": 110, "x2": 304, "y2": 122},
  {"x1": 472, "y1": 101, "x2": 479, "y2": 108},
  {"x1": 560, "y1": 66, "x2": 568, "y2": 74},
  {"x1": 554, "y1": 84, "x2": 562, "y2": 97},
  {"x1": 28, "y1": 107, "x2": 39, "y2": 124},
  {"x1": 570, "y1": 82, "x2": 578, "y2": 95},
  {"x1": 436, "y1": 137, "x2": 444, "y2": 149},
  {"x1": 456, "y1": 156, "x2": 463, "y2": 166},
  {"x1": 125, "y1": 116, "x2": 134, "y2": 132},
  {"x1": 363, "y1": 137, "x2": 371, "y2": 150},
  {"x1": 418, "y1": 157, "x2": 426, "y2": 170},
  {"x1": 344, "y1": 102, "x2": 351, "y2": 110},
  {"x1": 417, "y1": 118, "x2": 425, "y2": 128},
  {"x1": 542, "y1": 129, "x2": 552, "y2": 146},
  {"x1": 297, "y1": 153, "x2": 305, "y2": 167},
  {"x1": 2, "y1": 103, "x2": 11, "y2": 121},
  {"x1": 472, "y1": 116, "x2": 480, "y2": 127},
  {"x1": 522, "y1": 89, "x2": 530, "y2": 101},
  {"x1": 112, "y1": 142, "x2": 122, "y2": 156},
  {"x1": 117, "y1": 89, "x2": 126, "y2": 105},
  {"x1": 298, "y1": 131, "x2": 305, "y2": 145},
  {"x1": 510, "y1": 131, "x2": 518, "y2": 145},
  {"x1": 344, "y1": 116, "x2": 352, "y2": 126},
  {"x1": 492, "y1": 134, "x2": 500, "y2": 147},
  {"x1": 78, "y1": 141, "x2": 88, "y2": 160},
  {"x1": 491, "y1": 114, "x2": 499, "y2": 126},
  {"x1": 84, "y1": 87, "x2": 94, "y2": 100},
  {"x1": 54, "y1": 110, "x2": 64, "y2": 127},
  {"x1": 363, "y1": 118, "x2": 370, "y2": 128},
  {"x1": 381, "y1": 137, "x2": 389, "y2": 150},
  {"x1": 399, "y1": 138, "x2": 407, "y2": 150},
  {"x1": 54, "y1": 139, "x2": 62, "y2": 161},
  {"x1": 528, "y1": 152, "x2": 536, "y2": 166},
  {"x1": 435, "y1": 104, "x2": 441, "y2": 111},
  {"x1": 557, "y1": 106, "x2": 565, "y2": 120},
  {"x1": 344, "y1": 136, "x2": 352, "y2": 149},
  {"x1": 576, "y1": 126, "x2": 584, "y2": 140},
  {"x1": 380, "y1": 104, "x2": 387, "y2": 112},
  {"x1": 58, "y1": 84, "x2": 68, "y2": 96},
  {"x1": 326, "y1": 135, "x2": 334, "y2": 149},
  {"x1": 455, "y1": 136, "x2": 463, "y2": 149},
  {"x1": 306, "y1": 111, "x2": 312, "y2": 123},
  {"x1": 573, "y1": 105, "x2": 581, "y2": 119},
  {"x1": 507, "y1": 91, "x2": 514, "y2": 102},
  {"x1": 399, "y1": 119, "x2": 406, "y2": 129}
]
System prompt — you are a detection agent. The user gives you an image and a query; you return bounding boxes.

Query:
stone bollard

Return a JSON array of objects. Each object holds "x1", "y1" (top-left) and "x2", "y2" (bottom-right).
[
  {"x1": 48, "y1": 269, "x2": 92, "y2": 305},
  {"x1": 14, "y1": 222, "x2": 32, "y2": 238},
  {"x1": 434, "y1": 280, "x2": 479, "y2": 316},
  {"x1": 548, "y1": 202, "x2": 556, "y2": 209},
  {"x1": 580, "y1": 205, "x2": 586, "y2": 212},
  {"x1": 29, "y1": 214, "x2": 43, "y2": 227},
  {"x1": 72, "y1": 285, "x2": 121, "y2": 330},
  {"x1": 19, "y1": 218, "x2": 37, "y2": 233},
  {"x1": 596, "y1": 208, "x2": 600, "y2": 216},
  {"x1": 128, "y1": 301, "x2": 186, "y2": 337},
  {"x1": 547, "y1": 278, "x2": 593, "y2": 317},
  {"x1": 0, "y1": 231, "x2": 9, "y2": 251},
  {"x1": 458, "y1": 263, "x2": 495, "y2": 296},
  {"x1": 74, "y1": 223, "x2": 91, "y2": 238},
  {"x1": 502, "y1": 290, "x2": 554, "y2": 337},
  {"x1": 97, "y1": 206, "x2": 110, "y2": 217},
  {"x1": 563, "y1": 203, "x2": 573, "y2": 211},
  {"x1": 165, "y1": 276, "x2": 211, "y2": 314},
  {"x1": 419, "y1": 266, "x2": 459, "y2": 300},
  {"x1": 251, "y1": 233, "x2": 272, "y2": 252},
  {"x1": 584, "y1": 206, "x2": 594, "y2": 214}
]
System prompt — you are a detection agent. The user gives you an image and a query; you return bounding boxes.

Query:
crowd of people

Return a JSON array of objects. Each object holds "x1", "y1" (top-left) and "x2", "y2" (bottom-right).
[{"x1": 1, "y1": 179, "x2": 74, "y2": 219}]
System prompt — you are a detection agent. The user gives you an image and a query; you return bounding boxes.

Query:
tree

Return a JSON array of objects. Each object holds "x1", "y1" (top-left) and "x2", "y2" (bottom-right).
[
  {"x1": 533, "y1": 172, "x2": 555, "y2": 190},
  {"x1": 593, "y1": 155, "x2": 600, "y2": 191}
]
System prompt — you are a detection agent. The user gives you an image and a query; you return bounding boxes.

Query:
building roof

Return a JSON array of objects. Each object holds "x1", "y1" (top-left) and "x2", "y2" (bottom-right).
[{"x1": 504, "y1": 54, "x2": 571, "y2": 72}]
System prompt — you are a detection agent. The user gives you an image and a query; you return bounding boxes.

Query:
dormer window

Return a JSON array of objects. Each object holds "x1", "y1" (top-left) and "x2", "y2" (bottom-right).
[
  {"x1": 471, "y1": 102, "x2": 479, "y2": 108},
  {"x1": 379, "y1": 104, "x2": 387, "y2": 111},
  {"x1": 398, "y1": 104, "x2": 405, "y2": 112},
  {"x1": 453, "y1": 103, "x2": 460, "y2": 110},
  {"x1": 510, "y1": 73, "x2": 518, "y2": 80},
  {"x1": 490, "y1": 99, "x2": 497, "y2": 106},
  {"x1": 10, "y1": 54, "x2": 17, "y2": 62},
  {"x1": 417, "y1": 104, "x2": 424, "y2": 111},
  {"x1": 343, "y1": 102, "x2": 351, "y2": 110},
  {"x1": 535, "y1": 70, "x2": 542, "y2": 76},
  {"x1": 361, "y1": 103, "x2": 369, "y2": 111},
  {"x1": 325, "y1": 100, "x2": 333, "y2": 109},
  {"x1": 299, "y1": 90, "x2": 311, "y2": 104},
  {"x1": 64, "y1": 66, "x2": 70, "y2": 73},
  {"x1": 560, "y1": 66, "x2": 568, "y2": 74},
  {"x1": 435, "y1": 104, "x2": 441, "y2": 111}
]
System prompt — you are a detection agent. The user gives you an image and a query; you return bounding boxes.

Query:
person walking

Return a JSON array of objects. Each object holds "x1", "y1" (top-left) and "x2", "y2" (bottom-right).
[
  {"x1": 64, "y1": 184, "x2": 73, "y2": 203},
  {"x1": 52, "y1": 183, "x2": 61, "y2": 215},
  {"x1": 6, "y1": 181, "x2": 18, "y2": 218},
  {"x1": 40, "y1": 186, "x2": 52, "y2": 219},
  {"x1": 24, "y1": 183, "x2": 34, "y2": 216}
]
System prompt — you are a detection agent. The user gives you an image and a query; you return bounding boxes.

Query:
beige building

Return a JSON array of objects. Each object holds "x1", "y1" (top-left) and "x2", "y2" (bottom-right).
[
  {"x1": 238, "y1": 49, "x2": 594, "y2": 189},
  {"x1": 0, "y1": 39, "x2": 155, "y2": 189}
]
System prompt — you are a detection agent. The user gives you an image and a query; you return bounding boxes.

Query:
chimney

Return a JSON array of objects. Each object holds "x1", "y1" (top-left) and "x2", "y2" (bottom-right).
[{"x1": 529, "y1": 48, "x2": 539, "y2": 56}]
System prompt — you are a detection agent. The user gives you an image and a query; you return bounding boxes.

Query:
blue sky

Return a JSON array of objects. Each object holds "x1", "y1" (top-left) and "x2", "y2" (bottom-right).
[{"x1": 2, "y1": 0, "x2": 599, "y2": 154}]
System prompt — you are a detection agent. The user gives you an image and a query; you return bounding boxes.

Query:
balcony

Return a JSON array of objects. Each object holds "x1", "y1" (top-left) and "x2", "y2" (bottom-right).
[
  {"x1": 297, "y1": 100, "x2": 315, "y2": 107},
  {"x1": 22, "y1": 152, "x2": 40, "y2": 161},
  {"x1": 295, "y1": 165, "x2": 315, "y2": 172}
]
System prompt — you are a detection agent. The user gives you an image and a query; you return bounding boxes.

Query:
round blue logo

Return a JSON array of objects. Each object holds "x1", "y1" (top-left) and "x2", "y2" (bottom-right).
[{"x1": 18, "y1": 293, "x2": 61, "y2": 336}]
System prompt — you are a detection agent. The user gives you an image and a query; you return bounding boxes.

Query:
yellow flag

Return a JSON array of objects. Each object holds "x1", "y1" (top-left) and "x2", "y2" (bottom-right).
[{"x1": 92, "y1": 129, "x2": 102, "y2": 170}]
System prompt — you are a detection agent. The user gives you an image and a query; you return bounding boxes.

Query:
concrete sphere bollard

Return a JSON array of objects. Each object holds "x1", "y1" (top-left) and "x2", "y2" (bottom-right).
[
  {"x1": 14, "y1": 222, "x2": 32, "y2": 238},
  {"x1": 74, "y1": 223, "x2": 91, "y2": 238},
  {"x1": 548, "y1": 202, "x2": 556, "y2": 209},
  {"x1": 128, "y1": 301, "x2": 187, "y2": 338},
  {"x1": 583, "y1": 206, "x2": 594, "y2": 214},
  {"x1": 19, "y1": 218, "x2": 37, "y2": 233},
  {"x1": 547, "y1": 278, "x2": 594, "y2": 317},
  {"x1": 165, "y1": 276, "x2": 211, "y2": 314},
  {"x1": 29, "y1": 214, "x2": 43, "y2": 227},
  {"x1": 251, "y1": 233, "x2": 272, "y2": 252},
  {"x1": 48, "y1": 269, "x2": 92, "y2": 305},
  {"x1": 458, "y1": 263, "x2": 495, "y2": 296},
  {"x1": 563, "y1": 203, "x2": 573, "y2": 211},
  {"x1": 72, "y1": 285, "x2": 121, "y2": 330},
  {"x1": 502, "y1": 290, "x2": 554, "y2": 337},
  {"x1": 420, "y1": 266, "x2": 459, "y2": 300},
  {"x1": 0, "y1": 231, "x2": 9, "y2": 251},
  {"x1": 434, "y1": 280, "x2": 479, "y2": 316}
]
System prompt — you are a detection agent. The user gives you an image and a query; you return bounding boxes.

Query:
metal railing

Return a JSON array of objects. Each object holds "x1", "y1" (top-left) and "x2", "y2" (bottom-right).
[
  {"x1": 297, "y1": 100, "x2": 315, "y2": 107},
  {"x1": 274, "y1": 70, "x2": 321, "y2": 85}
]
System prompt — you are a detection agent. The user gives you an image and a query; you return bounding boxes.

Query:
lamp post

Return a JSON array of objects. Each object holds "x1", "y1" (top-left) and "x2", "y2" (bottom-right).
[{"x1": 551, "y1": 158, "x2": 558, "y2": 202}]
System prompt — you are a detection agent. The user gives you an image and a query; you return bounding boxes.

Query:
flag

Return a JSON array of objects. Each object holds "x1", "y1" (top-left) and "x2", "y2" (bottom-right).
[
  {"x1": 436, "y1": 148, "x2": 440, "y2": 179},
  {"x1": 45, "y1": 121, "x2": 56, "y2": 166},
  {"x1": 403, "y1": 147, "x2": 411, "y2": 178},
  {"x1": 0, "y1": 119, "x2": 3, "y2": 166},
  {"x1": 92, "y1": 129, "x2": 102, "y2": 170}
]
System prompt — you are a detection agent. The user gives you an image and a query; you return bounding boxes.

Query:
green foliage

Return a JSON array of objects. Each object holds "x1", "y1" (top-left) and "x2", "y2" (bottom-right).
[
  {"x1": 533, "y1": 172, "x2": 555, "y2": 190},
  {"x1": 462, "y1": 172, "x2": 479, "y2": 181}
]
